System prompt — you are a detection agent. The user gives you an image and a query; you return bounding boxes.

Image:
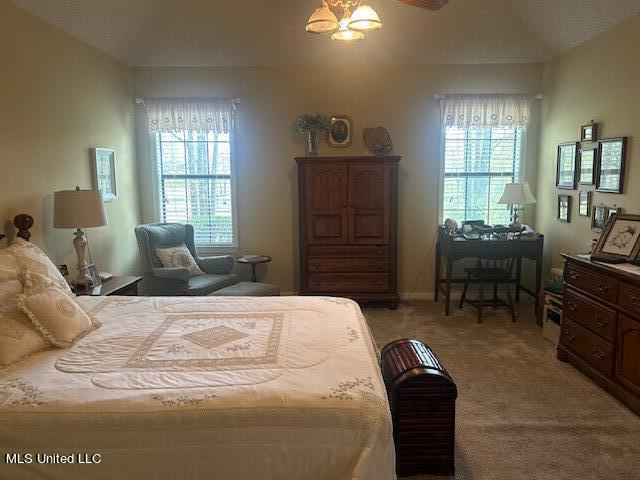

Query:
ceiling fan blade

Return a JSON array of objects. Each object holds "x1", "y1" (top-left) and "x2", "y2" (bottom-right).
[{"x1": 395, "y1": 0, "x2": 449, "y2": 10}]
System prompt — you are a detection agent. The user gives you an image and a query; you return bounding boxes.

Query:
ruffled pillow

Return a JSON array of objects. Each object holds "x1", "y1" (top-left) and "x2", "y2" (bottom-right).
[
  {"x1": 155, "y1": 244, "x2": 204, "y2": 276},
  {"x1": 5, "y1": 238, "x2": 72, "y2": 294},
  {"x1": 0, "y1": 306, "x2": 50, "y2": 367},
  {"x1": 18, "y1": 282, "x2": 99, "y2": 348}
]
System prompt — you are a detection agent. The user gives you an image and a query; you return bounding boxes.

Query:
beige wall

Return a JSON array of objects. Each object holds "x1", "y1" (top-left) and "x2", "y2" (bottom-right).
[
  {"x1": 133, "y1": 64, "x2": 542, "y2": 295},
  {"x1": 537, "y1": 16, "x2": 640, "y2": 273},
  {"x1": 0, "y1": 2, "x2": 141, "y2": 276}
]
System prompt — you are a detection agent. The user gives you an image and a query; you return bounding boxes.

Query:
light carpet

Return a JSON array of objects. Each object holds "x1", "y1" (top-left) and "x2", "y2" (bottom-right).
[{"x1": 363, "y1": 299, "x2": 640, "y2": 480}]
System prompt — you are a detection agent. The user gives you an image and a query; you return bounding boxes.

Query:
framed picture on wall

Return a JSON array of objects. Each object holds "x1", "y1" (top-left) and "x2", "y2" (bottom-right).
[
  {"x1": 592, "y1": 214, "x2": 640, "y2": 262},
  {"x1": 90, "y1": 148, "x2": 117, "y2": 202},
  {"x1": 580, "y1": 123, "x2": 598, "y2": 142},
  {"x1": 578, "y1": 147, "x2": 597, "y2": 185},
  {"x1": 327, "y1": 116, "x2": 352, "y2": 147},
  {"x1": 578, "y1": 190, "x2": 591, "y2": 217},
  {"x1": 556, "y1": 142, "x2": 578, "y2": 189},
  {"x1": 592, "y1": 205, "x2": 607, "y2": 232},
  {"x1": 596, "y1": 137, "x2": 627, "y2": 193},
  {"x1": 558, "y1": 195, "x2": 571, "y2": 223}
]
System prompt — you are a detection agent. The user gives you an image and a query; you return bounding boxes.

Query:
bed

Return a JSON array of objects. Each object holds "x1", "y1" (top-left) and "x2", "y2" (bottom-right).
[{"x1": 0, "y1": 215, "x2": 395, "y2": 480}]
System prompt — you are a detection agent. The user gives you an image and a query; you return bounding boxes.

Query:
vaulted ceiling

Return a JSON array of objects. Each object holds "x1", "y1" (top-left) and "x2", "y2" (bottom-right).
[{"x1": 12, "y1": 0, "x2": 640, "y2": 66}]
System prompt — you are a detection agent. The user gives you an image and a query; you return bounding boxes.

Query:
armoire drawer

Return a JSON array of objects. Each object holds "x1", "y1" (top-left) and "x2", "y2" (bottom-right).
[
  {"x1": 564, "y1": 289, "x2": 617, "y2": 342},
  {"x1": 561, "y1": 319, "x2": 614, "y2": 377},
  {"x1": 564, "y1": 263, "x2": 619, "y2": 303},
  {"x1": 308, "y1": 273, "x2": 389, "y2": 293},
  {"x1": 307, "y1": 246, "x2": 390, "y2": 257},
  {"x1": 308, "y1": 258, "x2": 390, "y2": 273},
  {"x1": 619, "y1": 282, "x2": 640, "y2": 317}
]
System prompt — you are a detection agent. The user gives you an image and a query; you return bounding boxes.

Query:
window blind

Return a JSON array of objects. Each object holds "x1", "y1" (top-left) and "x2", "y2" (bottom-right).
[
  {"x1": 156, "y1": 131, "x2": 235, "y2": 246},
  {"x1": 442, "y1": 126, "x2": 522, "y2": 225}
]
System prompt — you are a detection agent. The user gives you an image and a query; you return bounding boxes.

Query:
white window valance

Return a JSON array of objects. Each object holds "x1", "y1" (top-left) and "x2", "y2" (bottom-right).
[
  {"x1": 144, "y1": 98, "x2": 236, "y2": 133},
  {"x1": 439, "y1": 94, "x2": 532, "y2": 128}
]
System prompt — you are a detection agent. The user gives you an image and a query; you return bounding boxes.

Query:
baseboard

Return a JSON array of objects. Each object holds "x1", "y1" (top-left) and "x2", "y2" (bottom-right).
[{"x1": 399, "y1": 292, "x2": 435, "y2": 301}]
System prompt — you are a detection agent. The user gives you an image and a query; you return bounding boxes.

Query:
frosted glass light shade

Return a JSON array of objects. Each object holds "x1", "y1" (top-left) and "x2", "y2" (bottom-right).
[
  {"x1": 348, "y1": 4, "x2": 382, "y2": 31},
  {"x1": 305, "y1": 1, "x2": 338, "y2": 34},
  {"x1": 498, "y1": 182, "x2": 537, "y2": 205},
  {"x1": 331, "y1": 17, "x2": 365, "y2": 41},
  {"x1": 54, "y1": 188, "x2": 107, "y2": 228}
]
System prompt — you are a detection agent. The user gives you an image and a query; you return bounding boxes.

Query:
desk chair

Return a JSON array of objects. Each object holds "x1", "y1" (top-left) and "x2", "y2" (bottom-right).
[{"x1": 459, "y1": 234, "x2": 521, "y2": 323}]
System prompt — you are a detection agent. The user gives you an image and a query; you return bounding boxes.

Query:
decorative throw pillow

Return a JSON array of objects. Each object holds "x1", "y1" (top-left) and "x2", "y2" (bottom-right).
[
  {"x1": 5, "y1": 238, "x2": 72, "y2": 294},
  {"x1": 18, "y1": 284, "x2": 98, "y2": 348},
  {"x1": 0, "y1": 306, "x2": 50, "y2": 367},
  {"x1": 155, "y1": 244, "x2": 204, "y2": 276}
]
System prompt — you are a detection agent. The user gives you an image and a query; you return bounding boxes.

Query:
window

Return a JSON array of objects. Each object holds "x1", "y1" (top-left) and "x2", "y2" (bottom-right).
[
  {"x1": 441, "y1": 126, "x2": 523, "y2": 225},
  {"x1": 155, "y1": 131, "x2": 236, "y2": 247}
]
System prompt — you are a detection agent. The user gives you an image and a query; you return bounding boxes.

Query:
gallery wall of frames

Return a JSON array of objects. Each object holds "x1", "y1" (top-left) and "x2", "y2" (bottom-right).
[{"x1": 555, "y1": 121, "x2": 629, "y2": 232}]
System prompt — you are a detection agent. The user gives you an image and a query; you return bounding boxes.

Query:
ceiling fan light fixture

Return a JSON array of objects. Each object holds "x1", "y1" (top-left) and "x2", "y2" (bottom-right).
[
  {"x1": 331, "y1": 17, "x2": 365, "y2": 41},
  {"x1": 305, "y1": 1, "x2": 339, "y2": 34},
  {"x1": 348, "y1": 4, "x2": 382, "y2": 31}
]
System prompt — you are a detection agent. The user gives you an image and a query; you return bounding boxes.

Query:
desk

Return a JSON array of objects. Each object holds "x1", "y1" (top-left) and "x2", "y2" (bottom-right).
[{"x1": 434, "y1": 227, "x2": 544, "y2": 322}]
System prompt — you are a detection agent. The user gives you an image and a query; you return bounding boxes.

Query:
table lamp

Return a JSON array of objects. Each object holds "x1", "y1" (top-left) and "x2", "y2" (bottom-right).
[
  {"x1": 54, "y1": 187, "x2": 107, "y2": 286},
  {"x1": 498, "y1": 182, "x2": 536, "y2": 228}
]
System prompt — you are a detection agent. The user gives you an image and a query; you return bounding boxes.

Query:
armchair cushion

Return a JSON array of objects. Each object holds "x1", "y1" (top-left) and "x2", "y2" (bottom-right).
[
  {"x1": 196, "y1": 255, "x2": 234, "y2": 275},
  {"x1": 151, "y1": 267, "x2": 191, "y2": 283},
  {"x1": 186, "y1": 273, "x2": 237, "y2": 296}
]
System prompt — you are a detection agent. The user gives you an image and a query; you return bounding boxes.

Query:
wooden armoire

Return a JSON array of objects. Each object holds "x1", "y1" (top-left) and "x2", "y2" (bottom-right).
[{"x1": 296, "y1": 155, "x2": 400, "y2": 307}]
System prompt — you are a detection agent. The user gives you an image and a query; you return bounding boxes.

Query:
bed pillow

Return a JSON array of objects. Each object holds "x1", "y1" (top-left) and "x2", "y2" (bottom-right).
[
  {"x1": 155, "y1": 244, "x2": 204, "y2": 276},
  {"x1": 18, "y1": 283, "x2": 98, "y2": 348},
  {"x1": 5, "y1": 238, "x2": 72, "y2": 294},
  {"x1": 0, "y1": 306, "x2": 50, "y2": 367}
]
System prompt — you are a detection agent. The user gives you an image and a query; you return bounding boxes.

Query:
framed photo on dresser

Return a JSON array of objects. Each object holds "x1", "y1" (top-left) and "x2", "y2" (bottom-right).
[
  {"x1": 596, "y1": 137, "x2": 627, "y2": 194},
  {"x1": 592, "y1": 214, "x2": 640, "y2": 262},
  {"x1": 556, "y1": 142, "x2": 578, "y2": 189}
]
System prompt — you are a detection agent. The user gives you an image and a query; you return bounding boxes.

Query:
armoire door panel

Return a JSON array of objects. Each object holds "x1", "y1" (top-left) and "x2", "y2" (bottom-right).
[
  {"x1": 616, "y1": 315, "x2": 640, "y2": 396},
  {"x1": 348, "y1": 164, "x2": 391, "y2": 245},
  {"x1": 305, "y1": 165, "x2": 348, "y2": 244}
]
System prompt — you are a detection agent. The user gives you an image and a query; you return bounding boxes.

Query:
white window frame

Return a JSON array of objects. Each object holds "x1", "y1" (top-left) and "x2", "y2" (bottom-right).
[
  {"x1": 438, "y1": 127, "x2": 528, "y2": 224},
  {"x1": 149, "y1": 132, "x2": 239, "y2": 253}
]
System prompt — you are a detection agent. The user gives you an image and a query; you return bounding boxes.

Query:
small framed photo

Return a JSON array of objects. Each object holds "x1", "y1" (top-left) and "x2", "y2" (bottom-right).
[
  {"x1": 556, "y1": 142, "x2": 578, "y2": 189},
  {"x1": 328, "y1": 116, "x2": 352, "y2": 147},
  {"x1": 580, "y1": 123, "x2": 598, "y2": 142},
  {"x1": 596, "y1": 137, "x2": 627, "y2": 194},
  {"x1": 592, "y1": 214, "x2": 640, "y2": 262},
  {"x1": 90, "y1": 148, "x2": 117, "y2": 201},
  {"x1": 607, "y1": 206, "x2": 622, "y2": 220},
  {"x1": 578, "y1": 191, "x2": 591, "y2": 217},
  {"x1": 578, "y1": 147, "x2": 597, "y2": 185},
  {"x1": 592, "y1": 205, "x2": 608, "y2": 232},
  {"x1": 558, "y1": 195, "x2": 571, "y2": 223}
]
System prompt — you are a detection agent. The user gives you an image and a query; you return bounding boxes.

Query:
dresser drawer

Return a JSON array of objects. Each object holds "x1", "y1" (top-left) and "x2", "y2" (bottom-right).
[
  {"x1": 308, "y1": 273, "x2": 389, "y2": 293},
  {"x1": 564, "y1": 290, "x2": 617, "y2": 342},
  {"x1": 564, "y1": 264, "x2": 619, "y2": 303},
  {"x1": 307, "y1": 246, "x2": 390, "y2": 257},
  {"x1": 561, "y1": 319, "x2": 614, "y2": 376},
  {"x1": 308, "y1": 258, "x2": 389, "y2": 273},
  {"x1": 619, "y1": 282, "x2": 640, "y2": 316}
]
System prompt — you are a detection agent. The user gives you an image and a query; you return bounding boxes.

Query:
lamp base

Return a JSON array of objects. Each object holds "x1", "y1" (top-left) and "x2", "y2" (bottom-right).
[{"x1": 72, "y1": 229, "x2": 97, "y2": 287}]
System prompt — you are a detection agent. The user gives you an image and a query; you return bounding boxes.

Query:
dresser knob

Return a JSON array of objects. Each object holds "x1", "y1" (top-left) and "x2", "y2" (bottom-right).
[
  {"x1": 565, "y1": 331, "x2": 576, "y2": 342},
  {"x1": 597, "y1": 283, "x2": 609, "y2": 292},
  {"x1": 315, "y1": 263, "x2": 320, "y2": 269},
  {"x1": 377, "y1": 249, "x2": 382, "y2": 255},
  {"x1": 569, "y1": 270, "x2": 582, "y2": 280},
  {"x1": 342, "y1": 202, "x2": 347, "y2": 208},
  {"x1": 377, "y1": 263, "x2": 382, "y2": 270},
  {"x1": 595, "y1": 316, "x2": 609, "y2": 328},
  {"x1": 376, "y1": 281, "x2": 382, "y2": 286},
  {"x1": 567, "y1": 302, "x2": 577, "y2": 312},
  {"x1": 592, "y1": 346, "x2": 607, "y2": 361},
  {"x1": 630, "y1": 295, "x2": 640, "y2": 306}
]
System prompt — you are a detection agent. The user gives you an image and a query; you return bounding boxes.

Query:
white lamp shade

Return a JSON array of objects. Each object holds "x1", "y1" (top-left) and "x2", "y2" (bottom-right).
[
  {"x1": 54, "y1": 189, "x2": 107, "y2": 228},
  {"x1": 305, "y1": 1, "x2": 338, "y2": 34},
  {"x1": 348, "y1": 4, "x2": 382, "y2": 31},
  {"x1": 498, "y1": 182, "x2": 537, "y2": 205}
]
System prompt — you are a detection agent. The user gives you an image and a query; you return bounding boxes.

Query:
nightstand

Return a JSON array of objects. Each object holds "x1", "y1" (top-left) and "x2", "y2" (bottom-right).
[{"x1": 75, "y1": 276, "x2": 143, "y2": 296}]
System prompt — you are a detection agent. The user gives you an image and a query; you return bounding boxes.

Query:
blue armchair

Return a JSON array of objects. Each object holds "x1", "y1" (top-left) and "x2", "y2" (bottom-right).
[{"x1": 135, "y1": 223, "x2": 236, "y2": 296}]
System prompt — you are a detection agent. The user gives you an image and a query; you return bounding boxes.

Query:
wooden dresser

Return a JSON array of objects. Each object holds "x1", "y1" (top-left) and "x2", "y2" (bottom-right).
[
  {"x1": 559, "y1": 254, "x2": 640, "y2": 415},
  {"x1": 296, "y1": 155, "x2": 400, "y2": 307}
]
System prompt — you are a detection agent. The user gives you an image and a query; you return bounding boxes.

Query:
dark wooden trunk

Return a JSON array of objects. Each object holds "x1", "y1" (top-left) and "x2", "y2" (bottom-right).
[{"x1": 381, "y1": 339, "x2": 457, "y2": 477}]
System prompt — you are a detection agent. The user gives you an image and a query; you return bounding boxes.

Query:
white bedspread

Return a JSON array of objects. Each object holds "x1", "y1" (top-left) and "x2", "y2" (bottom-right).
[{"x1": 0, "y1": 296, "x2": 395, "y2": 480}]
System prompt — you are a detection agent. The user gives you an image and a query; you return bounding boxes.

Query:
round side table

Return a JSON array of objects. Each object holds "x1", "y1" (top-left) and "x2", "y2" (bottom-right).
[{"x1": 234, "y1": 255, "x2": 272, "y2": 282}]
